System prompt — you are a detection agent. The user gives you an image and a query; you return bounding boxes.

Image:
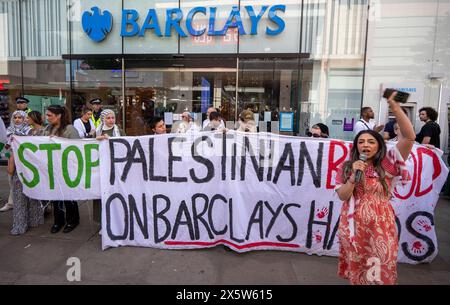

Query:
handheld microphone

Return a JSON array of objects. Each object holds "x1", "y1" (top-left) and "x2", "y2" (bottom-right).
[{"x1": 354, "y1": 153, "x2": 367, "y2": 183}]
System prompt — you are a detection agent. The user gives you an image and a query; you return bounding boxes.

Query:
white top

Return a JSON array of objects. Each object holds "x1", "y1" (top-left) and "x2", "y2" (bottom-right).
[
  {"x1": 236, "y1": 121, "x2": 257, "y2": 133},
  {"x1": 354, "y1": 119, "x2": 375, "y2": 136},
  {"x1": 73, "y1": 118, "x2": 96, "y2": 138},
  {"x1": 202, "y1": 119, "x2": 225, "y2": 130},
  {"x1": 173, "y1": 121, "x2": 202, "y2": 134}
]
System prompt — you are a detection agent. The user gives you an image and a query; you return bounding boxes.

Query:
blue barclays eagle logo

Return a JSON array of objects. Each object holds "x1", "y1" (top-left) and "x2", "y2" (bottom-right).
[{"x1": 82, "y1": 7, "x2": 113, "y2": 42}]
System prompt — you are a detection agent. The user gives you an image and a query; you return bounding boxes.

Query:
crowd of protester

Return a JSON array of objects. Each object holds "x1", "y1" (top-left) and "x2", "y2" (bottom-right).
[{"x1": 0, "y1": 91, "x2": 444, "y2": 285}]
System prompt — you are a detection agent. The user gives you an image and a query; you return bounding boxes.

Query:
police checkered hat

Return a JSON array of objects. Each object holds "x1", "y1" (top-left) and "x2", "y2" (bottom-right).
[
  {"x1": 15, "y1": 97, "x2": 30, "y2": 104},
  {"x1": 89, "y1": 98, "x2": 102, "y2": 105}
]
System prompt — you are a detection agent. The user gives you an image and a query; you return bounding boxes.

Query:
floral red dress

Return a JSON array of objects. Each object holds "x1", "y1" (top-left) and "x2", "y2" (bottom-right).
[{"x1": 335, "y1": 146, "x2": 410, "y2": 285}]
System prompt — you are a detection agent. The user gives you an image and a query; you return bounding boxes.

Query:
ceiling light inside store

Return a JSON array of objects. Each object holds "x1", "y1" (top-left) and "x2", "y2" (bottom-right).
[{"x1": 224, "y1": 86, "x2": 265, "y2": 93}]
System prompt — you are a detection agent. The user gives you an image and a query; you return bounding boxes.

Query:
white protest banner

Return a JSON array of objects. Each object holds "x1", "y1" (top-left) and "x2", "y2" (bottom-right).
[
  {"x1": 12, "y1": 136, "x2": 101, "y2": 200},
  {"x1": 12, "y1": 132, "x2": 448, "y2": 264},
  {"x1": 98, "y1": 131, "x2": 448, "y2": 264}
]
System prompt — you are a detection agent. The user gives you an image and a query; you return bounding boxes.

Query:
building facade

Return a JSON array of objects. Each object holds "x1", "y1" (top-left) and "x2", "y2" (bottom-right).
[{"x1": 0, "y1": 0, "x2": 449, "y2": 146}]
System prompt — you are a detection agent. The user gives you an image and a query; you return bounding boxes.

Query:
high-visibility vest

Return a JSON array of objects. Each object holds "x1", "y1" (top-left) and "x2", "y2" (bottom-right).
[{"x1": 91, "y1": 113, "x2": 101, "y2": 128}]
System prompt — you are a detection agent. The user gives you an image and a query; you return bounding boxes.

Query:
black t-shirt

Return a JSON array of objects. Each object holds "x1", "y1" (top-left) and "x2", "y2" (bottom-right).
[
  {"x1": 384, "y1": 119, "x2": 396, "y2": 140},
  {"x1": 82, "y1": 120, "x2": 91, "y2": 135},
  {"x1": 416, "y1": 121, "x2": 441, "y2": 148}
]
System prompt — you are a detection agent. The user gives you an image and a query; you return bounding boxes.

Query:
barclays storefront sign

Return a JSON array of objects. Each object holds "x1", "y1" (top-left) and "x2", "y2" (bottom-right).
[{"x1": 82, "y1": 5, "x2": 286, "y2": 43}]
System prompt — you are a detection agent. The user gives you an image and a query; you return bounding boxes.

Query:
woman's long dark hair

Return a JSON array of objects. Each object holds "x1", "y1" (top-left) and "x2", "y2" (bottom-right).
[
  {"x1": 28, "y1": 111, "x2": 43, "y2": 126},
  {"x1": 47, "y1": 105, "x2": 68, "y2": 136},
  {"x1": 342, "y1": 130, "x2": 389, "y2": 195}
]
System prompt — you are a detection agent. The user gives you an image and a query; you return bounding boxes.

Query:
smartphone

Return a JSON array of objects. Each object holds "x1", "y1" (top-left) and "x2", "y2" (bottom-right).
[{"x1": 383, "y1": 88, "x2": 410, "y2": 103}]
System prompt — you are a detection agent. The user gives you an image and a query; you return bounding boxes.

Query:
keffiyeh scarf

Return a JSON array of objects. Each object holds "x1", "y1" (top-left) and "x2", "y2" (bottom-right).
[
  {"x1": 95, "y1": 109, "x2": 121, "y2": 137},
  {"x1": 6, "y1": 110, "x2": 31, "y2": 145}
]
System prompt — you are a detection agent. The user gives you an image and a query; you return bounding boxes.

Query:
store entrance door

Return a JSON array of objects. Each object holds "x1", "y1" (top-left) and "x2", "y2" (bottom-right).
[{"x1": 124, "y1": 57, "x2": 237, "y2": 136}]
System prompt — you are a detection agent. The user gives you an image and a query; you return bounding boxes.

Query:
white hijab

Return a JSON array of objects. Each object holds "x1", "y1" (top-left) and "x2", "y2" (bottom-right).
[
  {"x1": 6, "y1": 110, "x2": 31, "y2": 145},
  {"x1": 96, "y1": 109, "x2": 121, "y2": 137}
]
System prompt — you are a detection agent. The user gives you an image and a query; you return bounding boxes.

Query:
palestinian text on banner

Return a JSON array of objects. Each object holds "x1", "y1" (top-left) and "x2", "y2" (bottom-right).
[
  {"x1": 12, "y1": 136, "x2": 101, "y2": 200},
  {"x1": 98, "y1": 132, "x2": 447, "y2": 264},
  {"x1": 12, "y1": 132, "x2": 448, "y2": 264}
]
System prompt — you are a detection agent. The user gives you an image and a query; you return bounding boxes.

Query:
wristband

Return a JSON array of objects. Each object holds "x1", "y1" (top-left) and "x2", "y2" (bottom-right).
[{"x1": 348, "y1": 174, "x2": 356, "y2": 184}]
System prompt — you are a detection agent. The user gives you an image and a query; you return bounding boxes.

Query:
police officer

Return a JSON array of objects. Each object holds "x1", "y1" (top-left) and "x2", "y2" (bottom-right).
[
  {"x1": 90, "y1": 98, "x2": 103, "y2": 128},
  {"x1": 15, "y1": 97, "x2": 32, "y2": 114}
]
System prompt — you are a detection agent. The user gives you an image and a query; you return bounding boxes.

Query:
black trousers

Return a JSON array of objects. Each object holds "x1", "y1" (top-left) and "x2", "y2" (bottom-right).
[
  {"x1": 53, "y1": 201, "x2": 79, "y2": 226},
  {"x1": 93, "y1": 199, "x2": 101, "y2": 224}
]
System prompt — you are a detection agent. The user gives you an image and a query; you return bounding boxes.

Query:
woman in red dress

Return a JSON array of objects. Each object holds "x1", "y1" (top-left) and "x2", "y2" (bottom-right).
[{"x1": 335, "y1": 92, "x2": 415, "y2": 284}]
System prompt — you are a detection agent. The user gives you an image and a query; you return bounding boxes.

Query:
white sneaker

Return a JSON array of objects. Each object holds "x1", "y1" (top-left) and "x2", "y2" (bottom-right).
[{"x1": 0, "y1": 203, "x2": 13, "y2": 212}]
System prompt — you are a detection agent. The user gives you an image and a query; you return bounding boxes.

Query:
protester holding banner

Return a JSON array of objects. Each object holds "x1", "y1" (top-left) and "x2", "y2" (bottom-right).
[
  {"x1": 0, "y1": 110, "x2": 31, "y2": 213},
  {"x1": 43, "y1": 105, "x2": 81, "y2": 233},
  {"x1": 8, "y1": 152, "x2": 44, "y2": 235},
  {"x1": 26, "y1": 111, "x2": 45, "y2": 136},
  {"x1": 25, "y1": 111, "x2": 50, "y2": 215},
  {"x1": 307, "y1": 123, "x2": 329, "y2": 138},
  {"x1": 335, "y1": 92, "x2": 415, "y2": 285},
  {"x1": 202, "y1": 107, "x2": 225, "y2": 130},
  {"x1": 6, "y1": 110, "x2": 31, "y2": 145},
  {"x1": 149, "y1": 116, "x2": 167, "y2": 135},
  {"x1": 203, "y1": 112, "x2": 227, "y2": 132},
  {"x1": 95, "y1": 109, "x2": 126, "y2": 139},
  {"x1": 173, "y1": 112, "x2": 201, "y2": 134},
  {"x1": 95, "y1": 109, "x2": 126, "y2": 234},
  {"x1": 237, "y1": 110, "x2": 257, "y2": 133},
  {"x1": 73, "y1": 106, "x2": 95, "y2": 138}
]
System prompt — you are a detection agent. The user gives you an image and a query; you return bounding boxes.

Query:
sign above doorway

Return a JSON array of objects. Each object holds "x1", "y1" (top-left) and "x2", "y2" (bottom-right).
[{"x1": 81, "y1": 5, "x2": 286, "y2": 43}]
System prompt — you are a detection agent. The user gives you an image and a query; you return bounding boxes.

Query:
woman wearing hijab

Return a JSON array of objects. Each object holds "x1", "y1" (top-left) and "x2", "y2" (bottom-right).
[
  {"x1": 95, "y1": 109, "x2": 126, "y2": 139},
  {"x1": 4, "y1": 110, "x2": 44, "y2": 234},
  {"x1": 6, "y1": 110, "x2": 31, "y2": 146},
  {"x1": 94, "y1": 109, "x2": 125, "y2": 235},
  {"x1": 0, "y1": 111, "x2": 32, "y2": 213},
  {"x1": 8, "y1": 152, "x2": 45, "y2": 235}
]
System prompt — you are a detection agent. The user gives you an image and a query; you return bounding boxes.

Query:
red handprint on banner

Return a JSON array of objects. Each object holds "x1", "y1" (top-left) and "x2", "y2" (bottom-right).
[
  {"x1": 411, "y1": 241, "x2": 425, "y2": 254},
  {"x1": 316, "y1": 207, "x2": 329, "y2": 219},
  {"x1": 417, "y1": 219, "x2": 432, "y2": 232},
  {"x1": 314, "y1": 231, "x2": 322, "y2": 243}
]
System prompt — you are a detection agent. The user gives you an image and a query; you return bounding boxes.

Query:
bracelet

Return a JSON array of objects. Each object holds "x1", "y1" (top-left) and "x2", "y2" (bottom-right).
[{"x1": 348, "y1": 174, "x2": 356, "y2": 184}]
